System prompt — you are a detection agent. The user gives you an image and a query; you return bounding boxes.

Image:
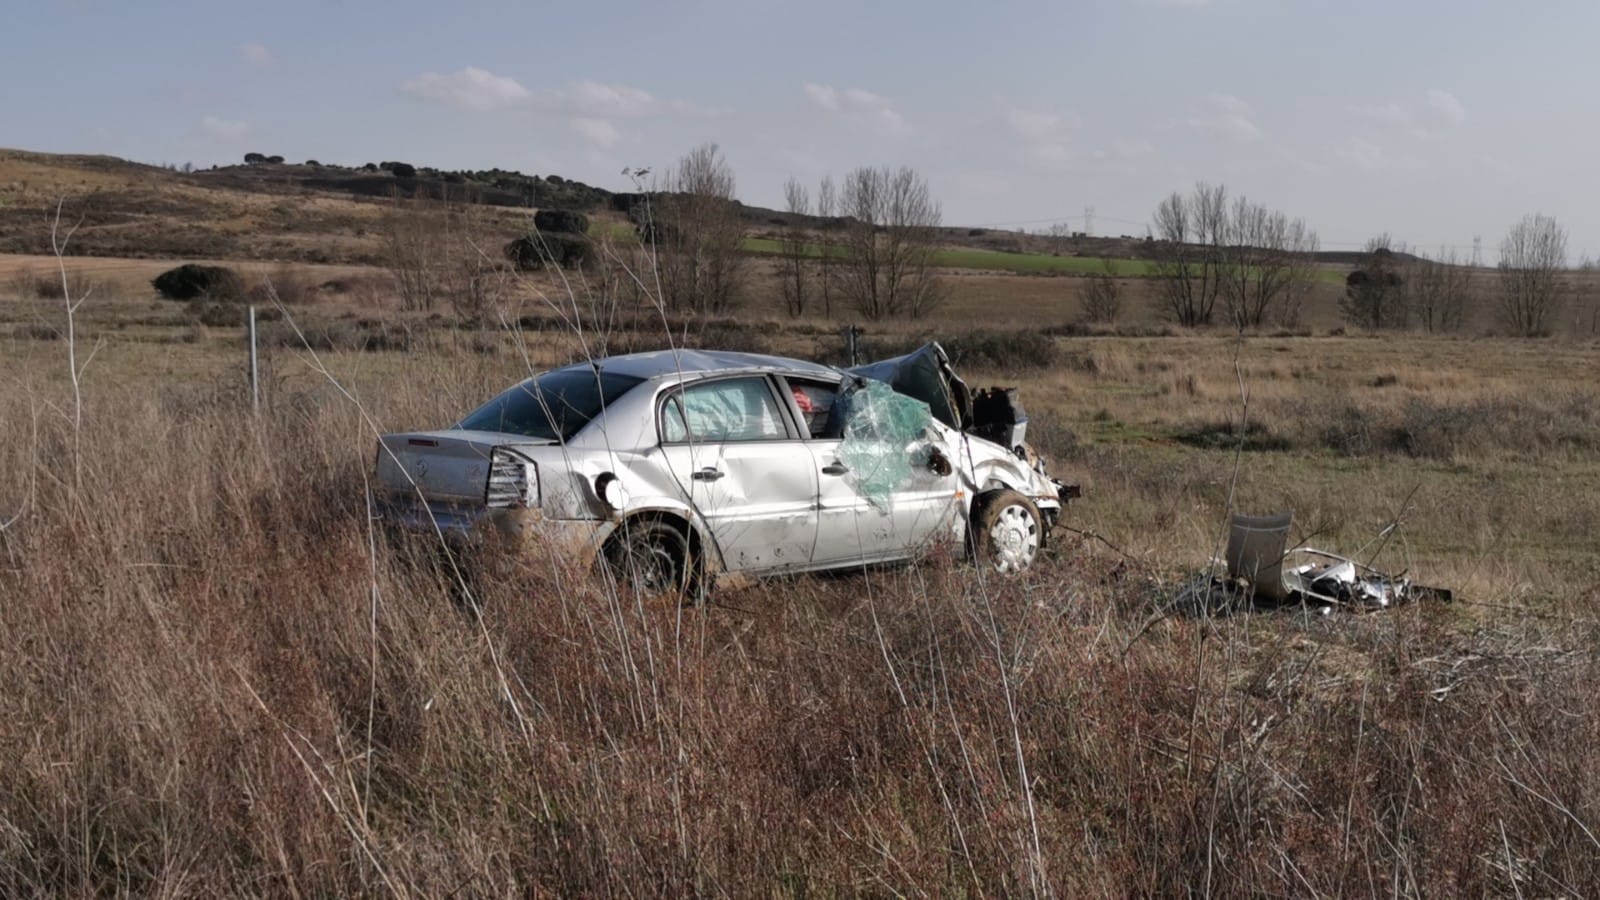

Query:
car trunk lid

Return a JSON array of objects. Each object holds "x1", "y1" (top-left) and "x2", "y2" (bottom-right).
[{"x1": 376, "y1": 430, "x2": 546, "y2": 504}]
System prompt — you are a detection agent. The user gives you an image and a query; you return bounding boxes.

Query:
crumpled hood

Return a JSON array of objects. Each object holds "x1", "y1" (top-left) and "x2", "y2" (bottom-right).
[{"x1": 846, "y1": 342, "x2": 971, "y2": 431}]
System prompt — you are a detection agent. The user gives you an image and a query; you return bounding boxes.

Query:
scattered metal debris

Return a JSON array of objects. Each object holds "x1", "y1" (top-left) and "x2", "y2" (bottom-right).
[{"x1": 1169, "y1": 511, "x2": 1452, "y2": 616}]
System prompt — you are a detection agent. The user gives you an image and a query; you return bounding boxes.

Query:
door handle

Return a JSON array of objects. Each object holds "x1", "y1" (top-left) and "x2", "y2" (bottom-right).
[
  {"x1": 692, "y1": 467, "x2": 724, "y2": 481},
  {"x1": 821, "y1": 462, "x2": 849, "y2": 476}
]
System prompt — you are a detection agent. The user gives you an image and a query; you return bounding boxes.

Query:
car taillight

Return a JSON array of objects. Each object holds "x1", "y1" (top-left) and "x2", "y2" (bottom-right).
[{"x1": 486, "y1": 447, "x2": 538, "y2": 509}]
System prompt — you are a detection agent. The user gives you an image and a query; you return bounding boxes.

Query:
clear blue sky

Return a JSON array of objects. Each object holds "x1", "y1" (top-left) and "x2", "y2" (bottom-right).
[{"x1": 6, "y1": 0, "x2": 1597, "y2": 259}]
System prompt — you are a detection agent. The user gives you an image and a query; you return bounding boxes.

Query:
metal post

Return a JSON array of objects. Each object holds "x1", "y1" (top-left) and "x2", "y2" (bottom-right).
[
  {"x1": 248, "y1": 305, "x2": 259, "y2": 411},
  {"x1": 841, "y1": 324, "x2": 860, "y2": 366}
]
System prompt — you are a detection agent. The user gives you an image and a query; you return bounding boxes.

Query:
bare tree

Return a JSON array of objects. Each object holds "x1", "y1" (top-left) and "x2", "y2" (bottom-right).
[
  {"x1": 1219, "y1": 196, "x2": 1320, "y2": 329},
  {"x1": 1340, "y1": 234, "x2": 1408, "y2": 329},
  {"x1": 381, "y1": 186, "x2": 502, "y2": 316},
  {"x1": 652, "y1": 143, "x2": 748, "y2": 316},
  {"x1": 1078, "y1": 257, "x2": 1123, "y2": 324},
  {"x1": 1497, "y1": 213, "x2": 1567, "y2": 336},
  {"x1": 1405, "y1": 247, "x2": 1472, "y2": 333},
  {"x1": 1046, "y1": 222, "x2": 1073, "y2": 256},
  {"x1": 778, "y1": 177, "x2": 811, "y2": 317},
  {"x1": 1151, "y1": 183, "x2": 1227, "y2": 326},
  {"x1": 1579, "y1": 256, "x2": 1599, "y2": 335},
  {"x1": 837, "y1": 166, "x2": 943, "y2": 320},
  {"x1": 815, "y1": 175, "x2": 837, "y2": 318}
]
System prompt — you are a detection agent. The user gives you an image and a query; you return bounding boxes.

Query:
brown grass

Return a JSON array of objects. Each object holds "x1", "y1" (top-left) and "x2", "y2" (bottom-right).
[{"x1": 1, "y1": 227, "x2": 1599, "y2": 893}]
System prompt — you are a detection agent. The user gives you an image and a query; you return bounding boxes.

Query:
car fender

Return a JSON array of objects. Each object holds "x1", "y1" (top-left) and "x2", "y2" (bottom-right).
[
  {"x1": 957, "y1": 436, "x2": 1046, "y2": 495},
  {"x1": 608, "y1": 495, "x2": 728, "y2": 577}
]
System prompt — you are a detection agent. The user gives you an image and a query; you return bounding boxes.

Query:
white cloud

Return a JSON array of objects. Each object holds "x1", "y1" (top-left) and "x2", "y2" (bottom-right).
[
  {"x1": 522, "y1": 80, "x2": 716, "y2": 151},
  {"x1": 1004, "y1": 105, "x2": 1080, "y2": 142},
  {"x1": 200, "y1": 115, "x2": 248, "y2": 141},
  {"x1": 530, "y1": 80, "x2": 718, "y2": 119},
  {"x1": 1001, "y1": 104, "x2": 1082, "y2": 167},
  {"x1": 1351, "y1": 89, "x2": 1467, "y2": 138},
  {"x1": 803, "y1": 82, "x2": 841, "y2": 111},
  {"x1": 1337, "y1": 135, "x2": 1386, "y2": 171},
  {"x1": 561, "y1": 80, "x2": 657, "y2": 118},
  {"x1": 803, "y1": 82, "x2": 909, "y2": 136},
  {"x1": 402, "y1": 67, "x2": 531, "y2": 112},
  {"x1": 1351, "y1": 101, "x2": 1410, "y2": 128},
  {"x1": 1187, "y1": 93, "x2": 1261, "y2": 142},
  {"x1": 1425, "y1": 88, "x2": 1467, "y2": 126},
  {"x1": 569, "y1": 117, "x2": 621, "y2": 149},
  {"x1": 240, "y1": 42, "x2": 272, "y2": 66},
  {"x1": 1110, "y1": 137, "x2": 1155, "y2": 158}
]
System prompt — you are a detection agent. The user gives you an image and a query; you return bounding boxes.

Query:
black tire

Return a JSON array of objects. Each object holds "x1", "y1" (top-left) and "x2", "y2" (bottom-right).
[
  {"x1": 971, "y1": 489, "x2": 1043, "y2": 574},
  {"x1": 604, "y1": 519, "x2": 695, "y2": 601}
]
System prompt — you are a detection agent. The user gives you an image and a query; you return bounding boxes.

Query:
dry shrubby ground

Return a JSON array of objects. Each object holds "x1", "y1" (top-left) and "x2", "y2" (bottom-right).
[{"x1": 2, "y1": 229, "x2": 1600, "y2": 894}]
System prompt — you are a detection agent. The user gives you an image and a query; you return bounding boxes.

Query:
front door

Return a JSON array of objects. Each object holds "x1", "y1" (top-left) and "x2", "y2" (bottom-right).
[{"x1": 783, "y1": 376, "x2": 962, "y2": 567}]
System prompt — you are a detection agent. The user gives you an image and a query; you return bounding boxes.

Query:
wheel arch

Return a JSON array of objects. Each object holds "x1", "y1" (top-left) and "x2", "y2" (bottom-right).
[{"x1": 602, "y1": 505, "x2": 721, "y2": 577}]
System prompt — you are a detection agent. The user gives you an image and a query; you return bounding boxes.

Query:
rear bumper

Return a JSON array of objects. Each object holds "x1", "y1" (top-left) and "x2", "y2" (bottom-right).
[{"x1": 377, "y1": 496, "x2": 614, "y2": 564}]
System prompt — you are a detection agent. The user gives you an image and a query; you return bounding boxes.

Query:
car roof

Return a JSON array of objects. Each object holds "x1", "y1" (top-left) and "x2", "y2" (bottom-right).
[{"x1": 576, "y1": 348, "x2": 841, "y2": 381}]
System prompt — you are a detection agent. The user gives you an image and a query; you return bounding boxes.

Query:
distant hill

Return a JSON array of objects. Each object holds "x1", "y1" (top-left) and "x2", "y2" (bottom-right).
[
  {"x1": 202, "y1": 158, "x2": 612, "y2": 210},
  {"x1": 0, "y1": 148, "x2": 1420, "y2": 273}
]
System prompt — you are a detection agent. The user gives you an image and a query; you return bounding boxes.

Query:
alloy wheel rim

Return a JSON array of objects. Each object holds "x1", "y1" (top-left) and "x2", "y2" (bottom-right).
[{"x1": 989, "y1": 504, "x2": 1039, "y2": 573}]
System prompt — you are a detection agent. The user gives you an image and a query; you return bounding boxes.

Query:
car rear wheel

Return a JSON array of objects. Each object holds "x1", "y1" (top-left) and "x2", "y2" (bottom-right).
[
  {"x1": 604, "y1": 519, "x2": 695, "y2": 602},
  {"x1": 972, "y1": 489, "x2": 1042, "y2": 574}
]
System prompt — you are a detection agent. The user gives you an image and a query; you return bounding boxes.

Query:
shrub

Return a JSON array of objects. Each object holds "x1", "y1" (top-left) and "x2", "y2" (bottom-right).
[
  {"x1": 533, "y1": 209, "x2": 590, "y2": 235},
  {"x1": 188, "y1": 303, "x2": 284, "y2": 328},
  {"x1": 152, "y1": 264, "x2": 244, "y2": 302},
  {"x1": 503, "y1": 233, "x2": 594, "y2": 271},
  {"x1": 610, "y1": 192, "x2": 648, "y2": 214},
  {"x1": 246, "y1": 265, "x2": 317, "y2": 305},
  {"x1": 8, "y1": 266, "x2": 99, "y2": 301},
  {"x1": 940, "y1": 329, "x2": 1057, "y2": 371},
  {"x1": 265, "y1": 319, "x2": 411, "y2": 352}
]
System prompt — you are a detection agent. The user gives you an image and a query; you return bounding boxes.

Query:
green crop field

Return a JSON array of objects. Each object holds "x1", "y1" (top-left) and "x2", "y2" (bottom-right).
[
  {"x1": 742, "y1": 237, "x2": 1347, "y2": 283},
  {"x1": 742, "y1": 236, "x2": 1156, "y2": 275}
]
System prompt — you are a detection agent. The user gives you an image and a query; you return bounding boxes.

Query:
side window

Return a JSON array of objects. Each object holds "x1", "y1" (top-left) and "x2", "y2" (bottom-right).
[
  {"x1": 661, "y1": 394, "x2": 690, "y2": 442},
  {"x1": 660, "y1": 376, "x2": 791, "y2": 443},
  {"x1": 784, "y1": 377, "x2": 844, "y2": 439}
]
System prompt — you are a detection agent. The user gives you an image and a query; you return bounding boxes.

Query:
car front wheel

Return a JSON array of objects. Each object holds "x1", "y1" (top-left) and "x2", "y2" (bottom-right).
[{"x1": 972, "y1": 489, "x2": 1042, "y2": 574}]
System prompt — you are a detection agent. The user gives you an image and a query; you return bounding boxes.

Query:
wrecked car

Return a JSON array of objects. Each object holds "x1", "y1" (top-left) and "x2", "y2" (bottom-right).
[{"x1": 374, "y1": 343, "x2": 1075, "y2": 595}]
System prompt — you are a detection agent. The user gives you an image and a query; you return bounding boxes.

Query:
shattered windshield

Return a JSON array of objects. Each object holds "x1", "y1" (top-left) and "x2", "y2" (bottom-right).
[{"x1": 457, "y1": 368, "x2": 644, "y2": 441}]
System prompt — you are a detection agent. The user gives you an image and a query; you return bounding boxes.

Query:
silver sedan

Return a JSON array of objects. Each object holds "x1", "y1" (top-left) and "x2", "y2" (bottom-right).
[{"x1": 375, "y1": 344, "x2": 1074, "y2": 596}]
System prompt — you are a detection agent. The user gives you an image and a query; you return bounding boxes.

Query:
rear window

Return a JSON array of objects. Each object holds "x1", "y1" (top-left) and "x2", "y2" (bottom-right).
[{"x1": 457, "y1": 368, "x2": 644, "y2": 441}]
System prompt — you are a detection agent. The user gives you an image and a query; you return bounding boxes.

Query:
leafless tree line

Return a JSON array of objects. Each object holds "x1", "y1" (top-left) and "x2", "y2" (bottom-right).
[
  {"x1": 1341, "y1": 214, "x2": 1576, "y2": 336},
  {"x1": 1219, "y1": 197, "x2": 1320, "y2": 328},
  {"x1": 650, "y1": 144, "x2": 748, "y2": 316},
  {"x1": 779, "y1": 166, "x2": 943, "y2": 320},
  {"x1": 1342, "y1": 235, "x2": 1477, "y2": 333},
  {"x1": 1150, "y1": 183, "x2": 1320, "y2": 329},
  {"x1": 381, "y1": 186, "x2": 503, "y2": 317}
]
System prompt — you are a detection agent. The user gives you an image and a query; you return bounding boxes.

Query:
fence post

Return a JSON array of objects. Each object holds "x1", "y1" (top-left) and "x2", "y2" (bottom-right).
[
  {"x1": 840, "y1": 323, "x2": 861, "y2": 366},
  {"x1": 248, "y1": 305, "x2": 259, "y2": 411}
]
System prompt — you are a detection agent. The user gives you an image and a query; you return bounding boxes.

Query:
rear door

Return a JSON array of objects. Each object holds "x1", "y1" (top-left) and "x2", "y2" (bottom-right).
[{"x1": 657, "y1": 375, "x2": 820, "y2": 574}]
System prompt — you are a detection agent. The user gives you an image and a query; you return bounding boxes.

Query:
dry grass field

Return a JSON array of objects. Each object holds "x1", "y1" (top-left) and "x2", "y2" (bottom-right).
[{"x1": 2, "y1": 241, "x2": 1598, "y2": 896}]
